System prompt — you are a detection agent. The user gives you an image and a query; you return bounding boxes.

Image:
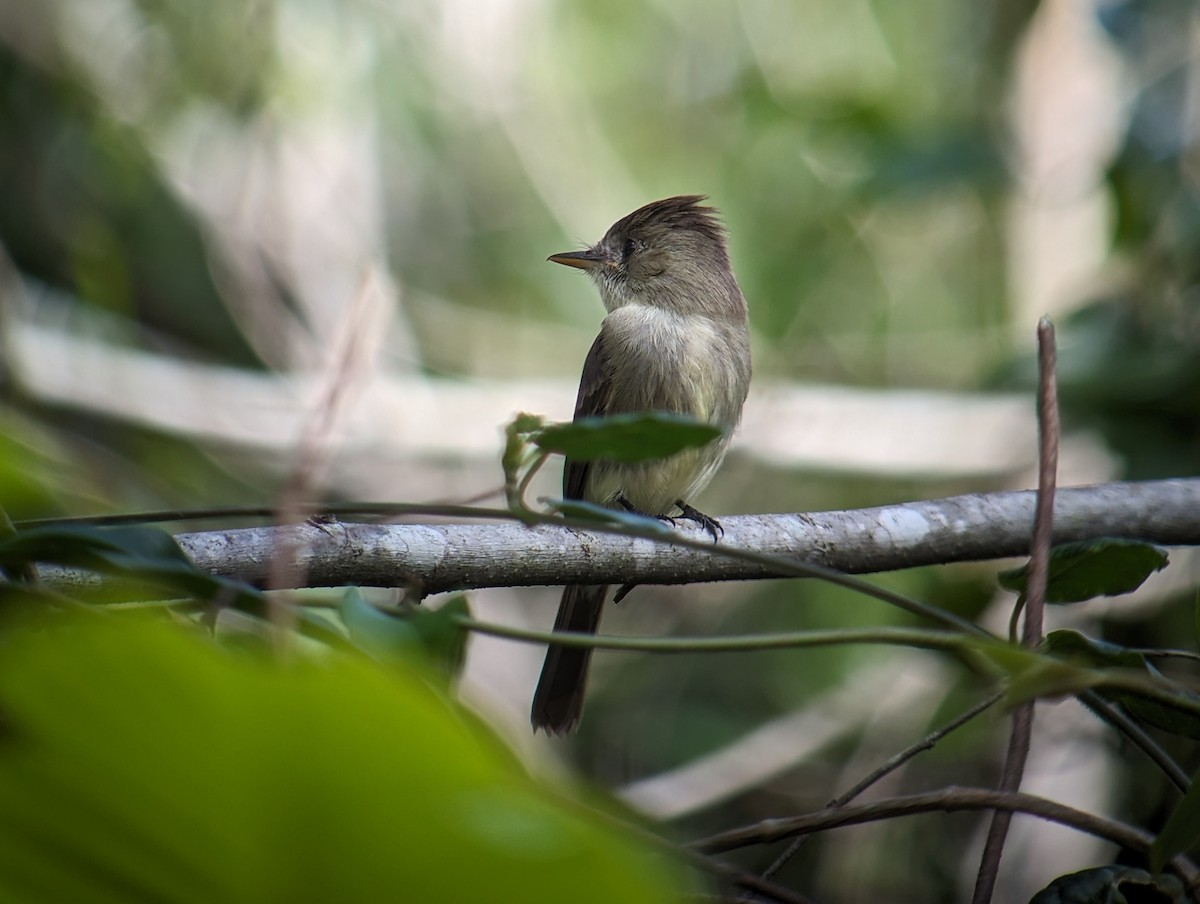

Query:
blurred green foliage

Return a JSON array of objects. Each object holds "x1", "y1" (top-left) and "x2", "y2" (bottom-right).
[
  {"x1": 994, "y1": 0, "x2": 1200, "y2": 478},
  {"x1": 0, "y1": 615, "x2": 683, "y2": 902},
  {"x1": 0, "y1": 48, "x2": 264, "y2": 364},
  {"x1": 1, "y1": 0, "x2": 1199, "y2": 900}
]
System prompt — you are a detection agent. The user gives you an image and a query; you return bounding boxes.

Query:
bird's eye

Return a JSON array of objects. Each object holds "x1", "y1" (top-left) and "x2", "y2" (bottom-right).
[{"x1": 622, "y1": 238, "x2": 639, "y2": 259}]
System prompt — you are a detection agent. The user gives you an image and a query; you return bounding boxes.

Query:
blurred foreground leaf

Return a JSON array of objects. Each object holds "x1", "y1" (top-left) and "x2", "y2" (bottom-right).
[
  {"x1": 0, "y1": 617, "x2": 683, "y2": 903},
  {"x1": 0, "y1": 523, "x2": 262, "y2": 610},
  {"x1": 534, "y1": 413, "x2": 723, "y2": 463}
]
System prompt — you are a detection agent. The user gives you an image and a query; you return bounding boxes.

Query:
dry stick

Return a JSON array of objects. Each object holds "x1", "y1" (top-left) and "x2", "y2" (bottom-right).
[
  {"x1": 971, "y1": 317, "x2": 1059, "y2": 904},
  {"x1": 266, "y1": 272, "x2": 384, "y2": 641},
  {"x1": 757, "y1": 690, "x2": 1005, "y2": 884}
]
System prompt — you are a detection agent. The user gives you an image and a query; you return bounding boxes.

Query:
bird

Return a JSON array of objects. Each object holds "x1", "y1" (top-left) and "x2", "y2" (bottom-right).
[{"x1": 531, "y1": 195, "x2": 752, "y2": 734}]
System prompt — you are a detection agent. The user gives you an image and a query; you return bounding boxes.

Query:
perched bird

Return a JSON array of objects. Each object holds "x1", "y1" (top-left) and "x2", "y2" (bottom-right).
[{"x1": 532, "y1": 195, "x2": 752, "y2": 733}]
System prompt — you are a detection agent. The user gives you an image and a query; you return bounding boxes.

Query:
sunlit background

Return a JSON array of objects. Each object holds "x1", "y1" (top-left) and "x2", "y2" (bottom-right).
[{"x1": 2, "y1": 0, "x2": 1198, "y2": 899}]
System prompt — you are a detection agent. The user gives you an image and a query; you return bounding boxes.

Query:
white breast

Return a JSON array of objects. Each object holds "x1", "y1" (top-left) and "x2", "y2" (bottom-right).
[{"x1": 584, "y1": 304, "x2": 743, "y2": 514}]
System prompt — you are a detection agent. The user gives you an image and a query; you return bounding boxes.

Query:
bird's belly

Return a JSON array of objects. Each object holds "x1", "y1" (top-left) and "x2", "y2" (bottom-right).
[
  {"x1": 587, "y1": 441, "x2": 728, "y2": 516},
  {"x1": 583, "y1": 305, "x2": 746, "y2": 515}
]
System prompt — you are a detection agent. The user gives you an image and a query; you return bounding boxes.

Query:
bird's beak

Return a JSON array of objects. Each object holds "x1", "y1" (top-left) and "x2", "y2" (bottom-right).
[{"x1": 548, "y1": 248, "x2": 605, "y2": 271}]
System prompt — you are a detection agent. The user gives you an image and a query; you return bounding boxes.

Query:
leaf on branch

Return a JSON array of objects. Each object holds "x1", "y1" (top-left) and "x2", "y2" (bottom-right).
[
  {"x1": 1029, "y1": 865, "x2": 1183, "y2": 903},
  {"x1": 543, "y1": 498, "x2": 673, "y2": 534},
  {"x1": 967, "y1": 639, "x2": 1104, "y2": 705},
  {"x1": 533, "y1": 413, "x2": 724, "y2": 462},
  {"x1": 0, "y1": 523, "x2": 263, "y2": 610},
  {"x1": 998, "y1": 538, "x2": 1169, "y2": 603},
  {"x1": 1047, "y1": 630, "x2": 1200, "y2": 740},
  {"x1": 1154, "y1": 764, "x2": 1200, "y2": 876}
]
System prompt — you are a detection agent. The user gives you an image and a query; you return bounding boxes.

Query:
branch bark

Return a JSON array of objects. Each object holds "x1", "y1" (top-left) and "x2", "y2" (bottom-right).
[{"x1": 38, "y1": 479, "x2": 1200, "y2": 594}]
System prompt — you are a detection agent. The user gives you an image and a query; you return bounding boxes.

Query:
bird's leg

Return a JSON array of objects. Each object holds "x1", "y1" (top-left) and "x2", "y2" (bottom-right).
[
  {"x1": 612, "y1": 583, "x2": 637, "y2": 604},
  {"x1": 617, "y1": 494, "x2": 676, "y2": 527},
  {"x1": 613, "y1": 494, "x2": 676, "y2": 605},
  {"x1": 675, "y1": 500, "x2": 723, "y2": 542}
]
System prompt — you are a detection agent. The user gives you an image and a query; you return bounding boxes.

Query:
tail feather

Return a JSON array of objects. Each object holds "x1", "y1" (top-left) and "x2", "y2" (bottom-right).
[{"x1": 531, "y1": 584, "x2": 609, "y2": 734}]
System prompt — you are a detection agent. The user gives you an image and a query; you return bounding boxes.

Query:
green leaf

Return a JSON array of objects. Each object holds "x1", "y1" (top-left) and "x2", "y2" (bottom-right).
[
  {"x1": 545, "y1": 498, "x2": 673, "y2": 534},
  {"x1": 1046, "y1": 630, "x2": 1200, "y2": 739},
  {"x1": 998, "y1": 539, "x2": 1168, "y2": 603},
  {"x1": 1029, "y1": 865, "x2": 1183, "y2": 903},
  {"x1": 1154, "y1": 764, "x2": 1200, "y2": 874},
  {"x1": 970, "y1": 640, "x2": 1103, "y2": 705},
  {"x1": 0, "y1": 616, "x2": 684, "y2": 903},
  {"x1": 510, "y1": 412, "x2": 546, "y2": 435},
  {"x1": 0, "y1": 523, "x2": 185, "y2": 570},
  {"x1": 340, "y1": 588, "x2": 469, "y2": 683},
  {"x1": 533, "y1": 413, "x2": 724, "y2": 463},
  {"x1": 503, "y1": 412, "x2": 545, "y2": 477},
  {"x1": 1044, "y1": 630, "x2": 1146, "y2": 669},
  {"x1": 0, "y1": 523, "x2": 264, "y2": 611}
]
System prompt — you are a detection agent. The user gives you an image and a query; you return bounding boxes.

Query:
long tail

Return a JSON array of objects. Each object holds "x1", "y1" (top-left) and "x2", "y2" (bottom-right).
[{"x1": 531, "y1": 584, "x2": 609, "y2": 734}]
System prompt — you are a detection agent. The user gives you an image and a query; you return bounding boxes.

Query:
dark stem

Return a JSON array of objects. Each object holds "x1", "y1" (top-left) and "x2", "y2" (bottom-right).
[
  {"x1": 690, "y1": 786, "x2": 1199, "y2": 889},
  {"x1": 971, "y1": 317, "x2": 1058, "y2": 904},
  {"x1": 759, "y1": 690, "x2": 1003, "y2": 883}
]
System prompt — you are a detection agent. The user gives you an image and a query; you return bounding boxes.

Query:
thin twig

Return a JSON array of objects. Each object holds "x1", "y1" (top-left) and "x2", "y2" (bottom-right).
[
  {"x1": 1024, "y1": 317, "x2": 1059, "y2": 647},
  {"x1": 759, "y1": 690, "x2": 1004, "y2": 882},
  {"x1": 458, "y1": 619, "x2": 968, "y2": 655},
  {"x1": 583, "y1": 784, "x2": 822, "y2": 904},
  {"x1": 267, "y1": 271, "x2": 385, "y2": 642},
  {"x1": 690, "y1": 785, "x2": 1199, "y2": 890},
  {"x1": 459, "y1": 616, "x2": 1200, "y2": 720},
  {"x1": 972, "y1": 317, "x2": 1058, "y2": 904},
  {"x1": 1079, "y1": 692, "x2": 1191, "y2": 792}
]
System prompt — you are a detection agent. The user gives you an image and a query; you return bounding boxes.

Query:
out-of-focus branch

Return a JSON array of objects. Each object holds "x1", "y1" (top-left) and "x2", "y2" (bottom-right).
[{"x1": 690, "y1": 786, "x2": 1199, "y2": 889}]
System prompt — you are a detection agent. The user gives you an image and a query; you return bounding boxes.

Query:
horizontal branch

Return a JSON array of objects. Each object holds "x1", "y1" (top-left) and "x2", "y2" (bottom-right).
[
  {"x1": 154, "y1": 479, "x2": 1200, "y2": 592},
  {"x1": 690, "y1": 785, "x2": 1198, "y2": 888}
]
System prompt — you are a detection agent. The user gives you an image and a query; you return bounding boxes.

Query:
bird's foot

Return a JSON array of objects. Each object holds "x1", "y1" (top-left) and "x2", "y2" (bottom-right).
[{"x1": 675, "y1": 500, "x2": 723, "y2": 543}]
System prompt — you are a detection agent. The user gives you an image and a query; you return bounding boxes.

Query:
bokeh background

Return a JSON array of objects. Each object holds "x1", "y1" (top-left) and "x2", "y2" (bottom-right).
[{"x1": 1, "y1": 0, "x2": 1198, "y2": 900}]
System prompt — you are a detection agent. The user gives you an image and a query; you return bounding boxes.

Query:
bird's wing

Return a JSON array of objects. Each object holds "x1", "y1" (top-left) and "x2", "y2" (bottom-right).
[{"x1": 563, "y1": 330, "x2": 611, "y2": 501}]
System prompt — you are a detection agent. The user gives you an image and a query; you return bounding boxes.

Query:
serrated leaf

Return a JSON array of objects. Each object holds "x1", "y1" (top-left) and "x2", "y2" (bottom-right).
[
  {"x1": 1154, "y1": 764, "x2": 1200, "y2": 874},
  {"x1": 545, "y1": 498, "x2": 673, "y2": 534},
  {"x1": 1029, "y1": 865, "x2": 1183, "y2": 903},
  {"x1": 533, "y1": 413, "x2": 723, "y2": 463},
  {"x1": 1046, "y1": 631, "x2": 1200, "y2": 738},
  {"x1": 998, "y1": 539, "x2": 1168, "y2": 603},
  {"x1": 1119, "y1": 691, "x2": 1200, "y2": 741}
]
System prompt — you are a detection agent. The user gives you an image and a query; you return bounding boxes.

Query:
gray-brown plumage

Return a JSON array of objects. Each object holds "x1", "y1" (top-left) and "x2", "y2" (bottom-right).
[{"x1": 532, "y1": 196, "x2": 752, "y2": 734}]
